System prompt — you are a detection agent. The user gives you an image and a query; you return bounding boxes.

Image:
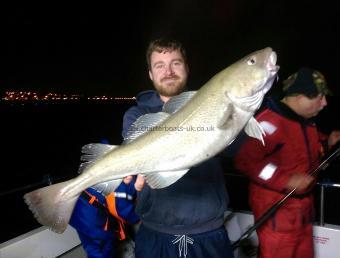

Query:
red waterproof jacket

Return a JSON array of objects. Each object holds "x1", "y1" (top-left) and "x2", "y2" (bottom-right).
[{"x1": 235, "y1": 99, "x2": 327, "y2": 225}]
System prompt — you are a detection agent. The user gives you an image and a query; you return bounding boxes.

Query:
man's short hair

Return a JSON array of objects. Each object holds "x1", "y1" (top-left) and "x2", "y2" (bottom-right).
[{"x1": 146, "y1": 38, "x2": 187, "y2": 69}]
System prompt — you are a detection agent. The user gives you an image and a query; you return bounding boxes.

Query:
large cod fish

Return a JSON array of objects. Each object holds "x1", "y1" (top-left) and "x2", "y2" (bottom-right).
[{"x1": 24, "y1": 47, "x2": 279, "y2": 233}]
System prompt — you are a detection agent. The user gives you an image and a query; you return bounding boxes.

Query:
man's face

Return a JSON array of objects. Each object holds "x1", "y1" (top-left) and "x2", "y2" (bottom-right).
[
  {"x1": 148, "y1": 49, "x2": 189, "y2": 98},
  {"x1": 298, "y1": 94, "x2": 328, "y2": 118}
]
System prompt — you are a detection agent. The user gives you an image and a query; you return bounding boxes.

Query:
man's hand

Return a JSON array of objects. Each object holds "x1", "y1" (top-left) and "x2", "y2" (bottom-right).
[
  {"x1": 328, "y1": 130, "x2": 340, "y2": 149},
  {"x1": 123, "y1": 174, "x2": 146, "y2": 191},
  {"x1": 123, "y1": 175, "x2": 134, "y2": 184},
  {"x1": 134, "y1": 175, "x2": 146, "y2": 191},
  {"x1": 285, "y1": 173, "x2": 314, "y2": 194}
]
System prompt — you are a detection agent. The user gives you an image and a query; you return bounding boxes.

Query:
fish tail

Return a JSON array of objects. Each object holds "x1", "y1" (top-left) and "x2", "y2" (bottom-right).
[{"x1": 23, "y1": 180, "x2": 80, "y2": 234}]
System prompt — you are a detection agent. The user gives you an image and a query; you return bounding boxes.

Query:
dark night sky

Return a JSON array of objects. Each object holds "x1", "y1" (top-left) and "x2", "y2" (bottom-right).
[{"x1": 5, "y1": 0, "x2": 340, "y2": 101}]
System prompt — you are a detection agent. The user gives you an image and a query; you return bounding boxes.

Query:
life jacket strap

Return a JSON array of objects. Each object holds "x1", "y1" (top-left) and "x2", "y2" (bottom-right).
[
  {"x1": 106, "y1": 192, "x2": 127, "y2": 240},
  {"x1": 81, "y1": 191, "x2": 104, "y2": 209}
]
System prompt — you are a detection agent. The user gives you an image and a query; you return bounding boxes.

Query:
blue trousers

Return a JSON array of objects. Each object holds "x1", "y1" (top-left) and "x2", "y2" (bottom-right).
[{"x1": 135, "y1": 224, "x2": 234, "y2": 258}]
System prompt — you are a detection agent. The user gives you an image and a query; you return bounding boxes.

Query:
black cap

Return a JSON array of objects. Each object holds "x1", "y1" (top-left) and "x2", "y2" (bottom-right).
[{"x1": 282, "y1": 67, "x2": 332, "y2": 97}]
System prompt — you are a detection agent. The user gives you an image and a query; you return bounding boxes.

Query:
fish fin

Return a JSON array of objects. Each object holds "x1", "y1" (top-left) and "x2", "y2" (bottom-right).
[
  {"x1": 124, "y1": 91, "x2": 196, "y2": 143},
  {"x1": 244, "y1": 117, "x2": 266, "y2": 145},
  {"x1": 162, "y1": 91, "x2": 197, "y2": 114},
  {"x1": 124, "y1": 112, "x2": 170, "y2": 144},
  {"x1": 23, "y1": 180, "x2": 79, "y2": 234},
  {"x1": 216, "y1": 101, "x2": 234, "y2": 129},
  {"x1": 145, "y1": 169, "x2": 189, "y2": 189},
  {"x1": 78, "y1": 143, "x2": 119, "y2": 173},
  {"x1": 81, "y1": 143, "x2": 118, "y2": 158},
  {"x1": 91, "y1": 179, "x2": 123, "y2": 196}
]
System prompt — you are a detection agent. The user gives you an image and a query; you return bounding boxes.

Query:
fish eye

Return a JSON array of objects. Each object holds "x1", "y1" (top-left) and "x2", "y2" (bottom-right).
[{"x1": 247, "y1": 57, "x2": 256, "y2": 65}]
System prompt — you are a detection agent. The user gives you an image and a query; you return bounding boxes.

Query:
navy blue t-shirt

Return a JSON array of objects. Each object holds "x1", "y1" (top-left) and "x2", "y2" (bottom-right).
[{"x1": 122, "y1": 90, "x2": 229, "y2": 234}]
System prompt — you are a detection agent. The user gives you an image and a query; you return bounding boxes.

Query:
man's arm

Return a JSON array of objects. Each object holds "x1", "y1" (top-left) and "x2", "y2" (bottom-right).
[{"x1": 234, "y1": 133, "x2": 313, "y2": 194}]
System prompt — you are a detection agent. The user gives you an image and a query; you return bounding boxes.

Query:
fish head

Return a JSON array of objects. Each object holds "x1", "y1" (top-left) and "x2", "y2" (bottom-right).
[{"x1": 222, "y1": 47, "x2": 279, "y2": 112}]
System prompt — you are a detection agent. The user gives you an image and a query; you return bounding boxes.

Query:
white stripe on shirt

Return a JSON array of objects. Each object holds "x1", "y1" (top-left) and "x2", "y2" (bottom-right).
[
  {"x1": 259, "y1": 163, "x2": 277, "y2": 180},
  {"x1": 260, "y1": 121, "x2": 277, "y2": 135},
  {"x1": 114, "y1": 192, "x2": 133, "y2": 200}
]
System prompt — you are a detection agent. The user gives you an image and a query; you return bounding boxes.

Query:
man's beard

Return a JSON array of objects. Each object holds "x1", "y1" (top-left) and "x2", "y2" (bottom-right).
[{"x1": 154, "y1": 76, "x2": 187, "y2": 97}]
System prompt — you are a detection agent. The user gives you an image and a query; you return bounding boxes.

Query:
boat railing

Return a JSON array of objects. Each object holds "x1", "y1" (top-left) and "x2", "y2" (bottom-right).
[
  {"x1": 317, "y1": 181, "x2": 340, "y2": 226},
  {"x1": 0, "y1": 173, "x2": 72, "y2": 197}
]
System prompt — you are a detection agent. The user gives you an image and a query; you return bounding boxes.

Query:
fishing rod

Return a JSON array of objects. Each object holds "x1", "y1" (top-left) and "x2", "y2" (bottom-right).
[{"x1": 231, "y1": 142, "x2": 340, "y2": 250}]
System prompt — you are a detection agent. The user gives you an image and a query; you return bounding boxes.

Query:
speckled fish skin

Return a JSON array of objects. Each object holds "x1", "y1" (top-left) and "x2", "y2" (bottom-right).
[{"x1": 24, "y1": 47, "x2": 279, "y2": 233}]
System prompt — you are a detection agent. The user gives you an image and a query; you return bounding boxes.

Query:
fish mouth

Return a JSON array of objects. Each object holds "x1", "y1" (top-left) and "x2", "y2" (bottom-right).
[
  {"x1": 257, "y1": 50, "x2": 280, "y2": 96},
  {"x1": 264, "y1": 51, "x2": 280, "y2": 91},
  {"x1": 268, "y1": 53, "x2": 280, "y2": 75},
  {"x1": 268, "y1": 51, "x2": 278, "y2": 72}
]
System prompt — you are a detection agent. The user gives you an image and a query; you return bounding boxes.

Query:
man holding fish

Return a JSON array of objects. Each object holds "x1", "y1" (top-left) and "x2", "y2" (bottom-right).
[
  {"x1": 24, "y1": 37, "x2": 279, "y2": 258},
  {"x1": 122, "y1": 38, "x2": 278, "y2": 258},
  {"x1": 122, "y1": 38, "x2": 234, "y2": 258}
]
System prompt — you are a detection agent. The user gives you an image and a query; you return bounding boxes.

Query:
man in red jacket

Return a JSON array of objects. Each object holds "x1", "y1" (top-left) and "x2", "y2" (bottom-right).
[{"x1": 234, "y1": 67, "x2": 340, "y2": 258}]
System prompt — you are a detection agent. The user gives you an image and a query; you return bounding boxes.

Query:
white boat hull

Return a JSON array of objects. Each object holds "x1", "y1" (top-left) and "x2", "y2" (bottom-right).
[{"x1": 1, "y1": 211, "x2": 340, "y2": 258}]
